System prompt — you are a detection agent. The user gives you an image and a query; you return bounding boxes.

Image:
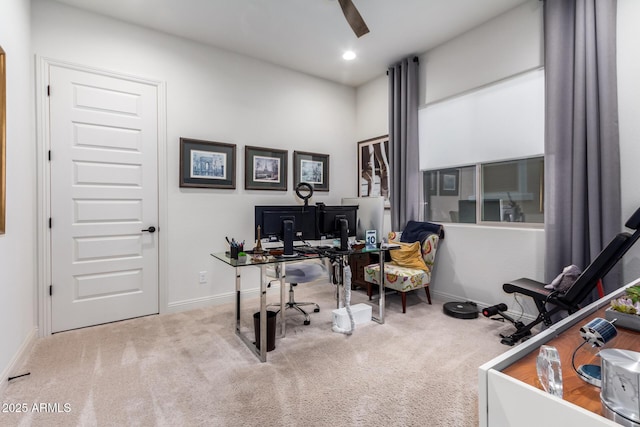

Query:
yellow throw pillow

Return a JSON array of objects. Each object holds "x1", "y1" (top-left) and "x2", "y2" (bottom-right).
[{"x1": 389, "y1": 241, "x2": 429, "y2": 271}]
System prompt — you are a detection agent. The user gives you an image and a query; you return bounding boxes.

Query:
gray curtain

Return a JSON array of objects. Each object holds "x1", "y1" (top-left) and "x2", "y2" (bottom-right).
[
  {"x1": 544, "y1": 0, "x2": 621, "y2": 297},
  {"x1": 388, "y1": 56, "x2": 420, "y2": 231}
]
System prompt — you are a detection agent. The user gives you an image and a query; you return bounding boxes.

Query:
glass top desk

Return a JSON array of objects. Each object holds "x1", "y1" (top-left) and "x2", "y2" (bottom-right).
[{"x1": 211, "y1": 245, "x2": 392, "y2": 362}]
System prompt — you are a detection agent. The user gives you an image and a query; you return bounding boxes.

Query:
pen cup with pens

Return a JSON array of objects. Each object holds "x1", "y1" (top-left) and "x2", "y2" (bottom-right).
[{"x1": 227, "y1": 237, "x2": 245, "y2": 260}]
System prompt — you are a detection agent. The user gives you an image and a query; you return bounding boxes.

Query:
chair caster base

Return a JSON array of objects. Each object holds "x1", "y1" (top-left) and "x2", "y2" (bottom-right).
[
  {"x1": 304, "y1": 320, "x2": 310, "y2": 325},
  {"x1": 313, "y1": 308, "x2": 320, "y2": 313}
]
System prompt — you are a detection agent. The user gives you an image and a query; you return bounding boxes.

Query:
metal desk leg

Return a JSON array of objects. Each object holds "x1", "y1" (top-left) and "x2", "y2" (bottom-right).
[
  {"x1": 336, "y1": 257, "x2": 343, "y2": 309},
  {"x1": 279, "y1": 262, "x2": 286, "y2": 338},
  {"x1": 235, "y1": 266, "x2": 241, "y2": 333},
  {"x1": 258, "y1": 265, "x2": 267, "y2": 361},
  {"x1": 372, "y1": 250, "x2": 386, "y2": 324},
  {"x1": 234, "y1": 265, "x2": 268, "y2": 362}
]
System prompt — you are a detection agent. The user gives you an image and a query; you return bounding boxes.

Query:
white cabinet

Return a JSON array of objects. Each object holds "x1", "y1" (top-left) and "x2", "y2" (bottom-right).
[{"x1": 478, "y1": 278, "x2": 640, "y2": 426}]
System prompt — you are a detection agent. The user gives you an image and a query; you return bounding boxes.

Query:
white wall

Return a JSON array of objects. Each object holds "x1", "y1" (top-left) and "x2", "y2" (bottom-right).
[
  {"x1": 423, "y1": 1, "x2": 545, "y2": 310},
  {"x1": 31, "y1": 0, "x2": 357, "y2": 311},
  {"x1": 426, "y1": 0, "x2": 640, "y2": 305},
  {"x1": 355, "y1": 75, "x2": 391, "y2": 235},
  {"x1": 421, "y1": 2, "x2": 546, "y2": 311},
  {"x1": 356, "y1": 75, "x2": 388, "y2": 141},
  {"x1": 420, "y1": 0, "x2": 543, "y2": 105},
  {"x1": 355, "y1": 1, "x2": 546, "y2": 311},
  {"x1": 435, "y1": 226, "x2": 544, "y2": 311},
  {"x1": 0, "y1": 0, "x2": 37, "y2": 388},
  {"x1": 618, "y1": 0, "x2": 640, "y2": 283}
]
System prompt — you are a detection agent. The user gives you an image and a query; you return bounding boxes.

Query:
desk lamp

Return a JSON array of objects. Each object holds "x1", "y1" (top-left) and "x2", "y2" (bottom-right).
[{"x1": 573, "y1": 317, "x2": 618, "y2": 387}]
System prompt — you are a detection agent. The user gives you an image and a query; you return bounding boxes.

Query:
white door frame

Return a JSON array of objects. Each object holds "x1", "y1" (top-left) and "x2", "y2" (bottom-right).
[{"x1": 35, "y1": 57, "x2": 168, "y2": 336}]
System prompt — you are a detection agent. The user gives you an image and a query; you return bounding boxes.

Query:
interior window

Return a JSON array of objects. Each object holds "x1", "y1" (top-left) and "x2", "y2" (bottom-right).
[
  {"x1": 423, "y1": 157, "x2": 544, "y2": 225},
  {"x1": 481, "y1": 157, "x2": 544, "y2": 224},
  {"x1": 423, "y1": 166, "x2": 476, "y2": 223}
]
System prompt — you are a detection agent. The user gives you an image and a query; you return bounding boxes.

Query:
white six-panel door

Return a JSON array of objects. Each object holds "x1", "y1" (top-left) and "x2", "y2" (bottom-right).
[{"x1": 49, "y1": 64, "x2": 159, "y2": 332}]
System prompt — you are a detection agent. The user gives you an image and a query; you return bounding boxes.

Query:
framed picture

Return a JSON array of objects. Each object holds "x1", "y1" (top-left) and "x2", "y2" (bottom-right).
[
  {"x1": 293, "y1": 151, "x2": 329, "y2": 192},
  {"x1": 179, "y1": 138, "x2": 236, "y2": 189},
  {"x1": 245, "y1": 146, "x2": 288, "y2": 191},
  {"x1": 439, "y1": 169, "x2": 459, "y2": 196},
  {"x1": 357, "y1": 135, "x2": 390, "y2": 209}
]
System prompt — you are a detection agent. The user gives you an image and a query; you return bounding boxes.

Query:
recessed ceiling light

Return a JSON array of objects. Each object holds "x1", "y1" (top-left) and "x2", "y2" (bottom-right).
[{"x1": 342, "y1": 50, "x2": 356, "y2": 61}]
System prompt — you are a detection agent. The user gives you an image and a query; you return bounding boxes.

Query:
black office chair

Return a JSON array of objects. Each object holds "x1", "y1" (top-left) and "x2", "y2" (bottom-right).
[{"x1": 499, "y1": 206, "x2": 640, "y2": 346}]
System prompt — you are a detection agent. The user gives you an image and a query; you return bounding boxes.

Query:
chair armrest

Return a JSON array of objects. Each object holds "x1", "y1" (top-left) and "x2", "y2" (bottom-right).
[{"x1": 421, "y1": 234, "x2": 440, "y2": 267}]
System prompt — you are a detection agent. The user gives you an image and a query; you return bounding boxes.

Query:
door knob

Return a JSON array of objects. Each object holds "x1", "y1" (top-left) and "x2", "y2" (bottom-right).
[{"x1": 141, "y1": 226, "x2": 156, "y2": 233}]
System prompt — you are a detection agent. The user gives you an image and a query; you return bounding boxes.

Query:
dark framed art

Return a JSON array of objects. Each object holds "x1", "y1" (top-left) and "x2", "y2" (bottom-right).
[
  {"x1": 179, "y1": 138, "x2": 236, "y2": 189},
  {"x1": 245, "y1": 146, "x2": 288, "y2": 191},
  {"x1": 293, "y1": 151, "x2": 329, "y2": 192},
  {"x1": 439, "y1": 169, "x2": 459, "y2": 196},
  {"x1": 357, "y1": 135, "x2": 390, "y2": 209}
]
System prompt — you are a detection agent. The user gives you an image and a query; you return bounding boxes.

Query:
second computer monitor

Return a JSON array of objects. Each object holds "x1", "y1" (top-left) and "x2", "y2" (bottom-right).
[
  {"x1": 317, "y1": 205, "x2": 358, "y2": 240},
  {"x1": 341, "y1": 196, "x2": 384, "y2": 241}
]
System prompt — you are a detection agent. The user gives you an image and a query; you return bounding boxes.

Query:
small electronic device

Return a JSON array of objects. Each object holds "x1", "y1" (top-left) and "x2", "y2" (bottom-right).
[
  {"x1": 573, "y1": 317, "x2": 618, "y2": 387},
  {"x1": 365, "y1": 229, "x2": 376, "y2": 250}
]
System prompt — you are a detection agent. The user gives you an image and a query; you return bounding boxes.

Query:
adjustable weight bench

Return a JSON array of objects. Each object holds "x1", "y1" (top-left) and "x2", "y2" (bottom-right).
[{"x1": 499, "y1": 206, "x2": 640, "y2": 346}]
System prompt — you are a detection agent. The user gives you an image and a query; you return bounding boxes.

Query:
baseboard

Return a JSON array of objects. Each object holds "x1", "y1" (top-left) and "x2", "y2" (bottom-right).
[
  {"x1": 166, "y1": 285, "x2": 282, "y2": 313},
  {"x1": 0, "y1": 327, "x2": 38, "y2": 396}
]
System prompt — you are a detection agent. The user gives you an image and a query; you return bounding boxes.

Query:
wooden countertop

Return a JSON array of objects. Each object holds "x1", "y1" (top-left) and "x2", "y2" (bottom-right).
[{"x1": 501, "y1": 307, "x2": 640, "y2": 416}]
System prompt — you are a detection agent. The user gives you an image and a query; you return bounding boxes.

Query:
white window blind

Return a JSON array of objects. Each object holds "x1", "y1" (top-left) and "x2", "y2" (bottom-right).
[{"x1": 418, "y1": 69, "x2": 544, "y2": 170}]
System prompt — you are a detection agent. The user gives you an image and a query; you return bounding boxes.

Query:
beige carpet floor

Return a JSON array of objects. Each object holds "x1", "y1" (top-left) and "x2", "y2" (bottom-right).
[{"x1": 1, "y1": 283, "x2": 513, "y2": 427}]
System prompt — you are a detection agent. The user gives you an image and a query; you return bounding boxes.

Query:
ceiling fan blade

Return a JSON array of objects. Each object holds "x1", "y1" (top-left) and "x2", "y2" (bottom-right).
[{"x1": 337, "y1": 0, "x2": 370, "y2": 38}]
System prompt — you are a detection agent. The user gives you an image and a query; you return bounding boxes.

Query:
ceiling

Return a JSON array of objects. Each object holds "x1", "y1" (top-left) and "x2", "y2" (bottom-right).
[{"x1": 49, "y1": 0, "x2": 530, "y2": 87}]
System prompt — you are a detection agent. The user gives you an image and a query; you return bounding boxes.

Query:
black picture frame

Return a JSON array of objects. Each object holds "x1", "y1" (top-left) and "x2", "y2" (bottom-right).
[
  {"x1": 357, "y1": 135, "x2": 390, "y2": 209},
  {"x1": 179, "y1": 138, "x2": 236, "y2": 189},
  {"x1": 439, "y1": 169, "x2": 459, "y2": 196},
  {"x1": 245, "y1": 146, "x2": 288, "y2": 191},
  {"x1": 293, "y1": 151, "x2": 329, "y2": 192}
]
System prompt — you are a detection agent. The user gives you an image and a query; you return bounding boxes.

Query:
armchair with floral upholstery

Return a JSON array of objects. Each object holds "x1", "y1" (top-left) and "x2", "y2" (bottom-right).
[{"x1": 363, "y1": 221, "x2": 444, "y2": 313}]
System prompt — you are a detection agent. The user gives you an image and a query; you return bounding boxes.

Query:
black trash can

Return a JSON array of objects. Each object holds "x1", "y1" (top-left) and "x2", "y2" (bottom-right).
[{"x1": 253, "y1": 310, "x2": 277, "y2": 352}]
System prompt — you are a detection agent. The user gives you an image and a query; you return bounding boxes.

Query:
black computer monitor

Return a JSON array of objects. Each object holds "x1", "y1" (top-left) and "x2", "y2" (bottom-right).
[
  {"x1": 317, "y1": 205, "x2": 358, "y2": 248},
  {"x1": 254, "y1": 205, "x2": 317, "y2": 254}
]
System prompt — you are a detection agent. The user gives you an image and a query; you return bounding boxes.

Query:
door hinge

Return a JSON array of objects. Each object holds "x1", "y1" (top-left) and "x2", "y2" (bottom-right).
[
  {"x1": 47, "y1": 85, "x2": 50, "y2": 97},
  {"x1": 49, "y1": 218, "x2": 52, "y2": 228},
  {"x1": 49, "y1": 285, "x2": 52, "y2": 296},
  {"x1": 48, "y1": 150, "x2": 51, "y2": 161}
]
